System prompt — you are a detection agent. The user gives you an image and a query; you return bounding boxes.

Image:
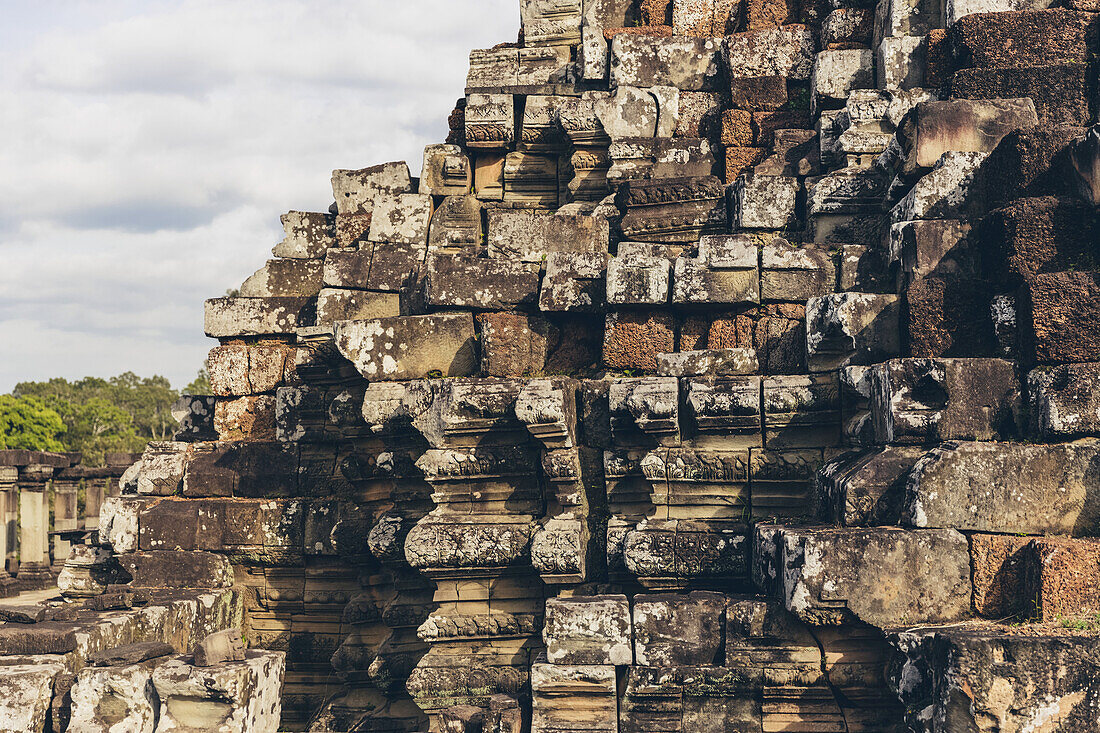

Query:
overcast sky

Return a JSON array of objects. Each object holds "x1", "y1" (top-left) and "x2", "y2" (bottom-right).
[{"x1": 0, "y1": 0, "x2": 519, "y2": 391}]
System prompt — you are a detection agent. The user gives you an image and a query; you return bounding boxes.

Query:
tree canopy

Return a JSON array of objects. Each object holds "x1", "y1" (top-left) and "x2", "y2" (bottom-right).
[{"x1": 7, "y1": 369, "x2": 209, "y2": 466}]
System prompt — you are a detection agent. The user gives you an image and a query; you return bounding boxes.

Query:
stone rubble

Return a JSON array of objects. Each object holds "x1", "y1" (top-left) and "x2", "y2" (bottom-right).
[{"x1": 7, "y1": 0, "x2": 1100, "y2": 729}]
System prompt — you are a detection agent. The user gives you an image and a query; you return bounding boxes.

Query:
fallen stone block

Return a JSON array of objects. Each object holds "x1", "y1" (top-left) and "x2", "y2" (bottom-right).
[
  {"x1": 780, "y1": 526, "x2": 971, "y2": 626},
  {"x1": 903, "y1": 440, "x2": 1100, "y2": 534},
  {"x1": 633, "y1": 591, "x2": 726, "y2": 665},
  {"x1": 806, "y1": 293, "x2": 900, "y2": 372},
  {"x1": 424, "y1": 254, "x2": 539, "y2": 310},
  {"x1": 869, "y1": 358, "x2": 1020, "y2": 444},
  {"x1": 193, "y1": 628, "x2": 246, "y2": 666},
  {"x1": 152, "y1": 650, "x2": 285, "y2": 733},
  {"x1": 330, "y1": 161, "x2": 412, "y2": 216},
  {"x1": 543, "y1": 595, "x2": 632, "y2": 665},
  {"x1": 89, "y1": 641, "x2": 175, "y2": 667},
  {"x1": 335, "y1": 314, "x2": 478, "y2": 380},
  {"x1": 891, "y1": 151, "x2": 987, "y2": 223},
  {"x1": 203, "y1": 297, "x2": 314, "y2": 338},
  {"x1": 888, "y1": 219, "x2": 975, "y2": 286}
]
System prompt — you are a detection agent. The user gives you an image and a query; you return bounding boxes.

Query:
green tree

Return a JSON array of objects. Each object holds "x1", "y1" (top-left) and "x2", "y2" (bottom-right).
[
  {"x1": 184, "y1": 368, "x2": 212, "y2": 396},
  {"x1": 0, "y1": 395, "x2": 65, "y2": 451},
  {"x1": 66, "y1": 398, "x2": 144, "y2": 466}
]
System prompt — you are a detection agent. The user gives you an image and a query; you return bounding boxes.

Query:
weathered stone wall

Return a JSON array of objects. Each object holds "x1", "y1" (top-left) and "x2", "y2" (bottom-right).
[{"x1": 109, "y1": 0, "x2": 1100, "y2": 730}]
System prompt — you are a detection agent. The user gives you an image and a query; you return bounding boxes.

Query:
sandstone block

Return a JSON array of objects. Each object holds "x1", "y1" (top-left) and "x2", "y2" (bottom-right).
[
  {"x1": 419, "y1": 143, "x2": 472, "y2": 196},
  {"x1": 903, "y1": 440, "x2": 1100, "y2": 534},
  {"x1": 672, "y1": 0, "x2": 738, "y2": 36},
  {"x1": 877, "y1": 35, "x2": 926, "y2": 90},
  {"x1": 531, "y1": 663, "x2": 617, "y2": 733},
  {"x1": 207, "y1": 343, "x2": 295, "y2": 397},
  {"x1": 335, "y1": 314, "x2": 478, "y2": 380},
  {"x1": 901, "y1": 99, "x2": 1039, "y2": 174},
  {"x1": 656, "y1": 348, "x2": 758, "y2": 377},
  {"x1": 117, "y1": 551, "x2": 234, "y2": 589},
  {"x1": 731, "y1": 174, "x2": 800, "y2": 229},
  {"x1": 891, "y1": 151, "x2": 987, "y2": 223},
  {"x1": 69, "y1": 662, "x2": 158, "y2": 733},
  {"x1": 239, "y1": 258, "x2": 323, "y2": 298},
  {"x1": 945, "y1": 0, "x2": 1060, "y2": 27},
  {"x1": 429, "y1": 194, "x2": 483, "y2": 252},
  {"x1": 760, "y1": 240, "x2": 835, "y2": 302},
  {"x1": 888, "y1": 219, "x2": 975, "y2": 286},
  {"x1": 810, "y1": 49, "x2": 874, "y2": 114},
  {"x1": 817, "y1": 447, "x2": 925, "y2": 526},
  {"x1": 607, "y1": 253, "x2": 671, "y2": 305},
  {"x1": 540, "y1": 252, "x2": 608, "y2": 312},
  {"x1": 315, "y1": 287, "x2": 402, "y2": 323},
  {"x1": 806, "y1": 293, "x2": 900, "y2": 372},
  {"x1": 889, "y1": 628, "x2": 1100, "y2": 732},
  {"x1": 0, "y1": 664, "x2": 66, "y2": 733},
  {"x1": 610, "y1": 34, "x2": 721, "y2": 90},
  {"x1": 722, "y1": 26, "x2": 816, "y2": 80},
  {"x1": 214, "y1": 395, "x2": 276, "y2": 441},
  {"x1": 465, "y1": 93, "x2": 515, "y2": 149},
  {"x1": 633, "y1": 591, "x2": 725, "y2": 665},
  {"x1": 272, "y1": 211, "x2": 335, "y2": 259},
  {"x1": 367, "y1": 193, "x2": 433, "y2": 246},
  {"x1": 331, "y1": 161, "x2": 412, "y2": 216},
  {"x1": 1069, "y1": 126, "x2": 1100, "y2": 205},
  {"x1": 487, "y1": 209, "x2": 609, "y2": 262},
  {"x1": 780, "y1": 526, "x2": 971, "y2": 626},
  {"x1": 870, "y1": 358, "x2": 1020, "y2": 444},
  {"x1": 193, "y1": 628, "x2": 246, "y2": 666},
  {"x1": 594, "y1": 86, "x2": 662, "y2": 139},
  {"x1": 1029, "y1": 363, "x2": 1100, "y2": 439},
  {"x1": 424, "y1": 254, "x2": 539, "y2": 310},
  {"x1": 152, "y1": 650, "x2": 285, "y2": 733},
  {"x1": 762, "y1": 373, "x2": 841, "y2": 448},
  {"x1": 543, "y1": 595, "x2": 632, "y2": 665},
  {"x1": 204, "y1": 297, "x2": 313, "y2": 338}
]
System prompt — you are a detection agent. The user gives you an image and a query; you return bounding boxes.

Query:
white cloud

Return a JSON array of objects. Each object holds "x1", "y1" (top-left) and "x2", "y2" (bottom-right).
[{"x1": 0, "y1": 0, "x2": 519, "y2": 391}]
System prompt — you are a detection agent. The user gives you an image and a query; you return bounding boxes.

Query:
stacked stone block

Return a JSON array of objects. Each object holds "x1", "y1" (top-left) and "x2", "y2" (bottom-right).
[{"x1": 15, "y1": 0, "x2": 1099, "y2": 729}]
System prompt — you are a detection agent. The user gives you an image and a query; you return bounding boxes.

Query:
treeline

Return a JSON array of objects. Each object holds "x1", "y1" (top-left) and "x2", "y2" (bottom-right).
[{"x1": 0, "y1": 371, "x2": 209, "y2": 466}]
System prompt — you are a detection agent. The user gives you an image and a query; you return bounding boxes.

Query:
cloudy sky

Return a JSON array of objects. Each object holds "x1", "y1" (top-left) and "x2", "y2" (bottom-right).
[{"x1": 0, "y1": 0, "x2": 519, "y2": 391}]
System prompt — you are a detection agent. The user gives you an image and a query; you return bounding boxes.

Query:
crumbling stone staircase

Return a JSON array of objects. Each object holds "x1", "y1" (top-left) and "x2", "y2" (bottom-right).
[{"x1": 12, "y1": 0, "x2": 1100, "y2": 730}]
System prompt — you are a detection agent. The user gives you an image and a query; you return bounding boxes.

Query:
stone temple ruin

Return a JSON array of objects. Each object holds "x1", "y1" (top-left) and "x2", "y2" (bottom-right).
[{"x1": 5, "y1": 0, "x2": 1100, "y2": 730}]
